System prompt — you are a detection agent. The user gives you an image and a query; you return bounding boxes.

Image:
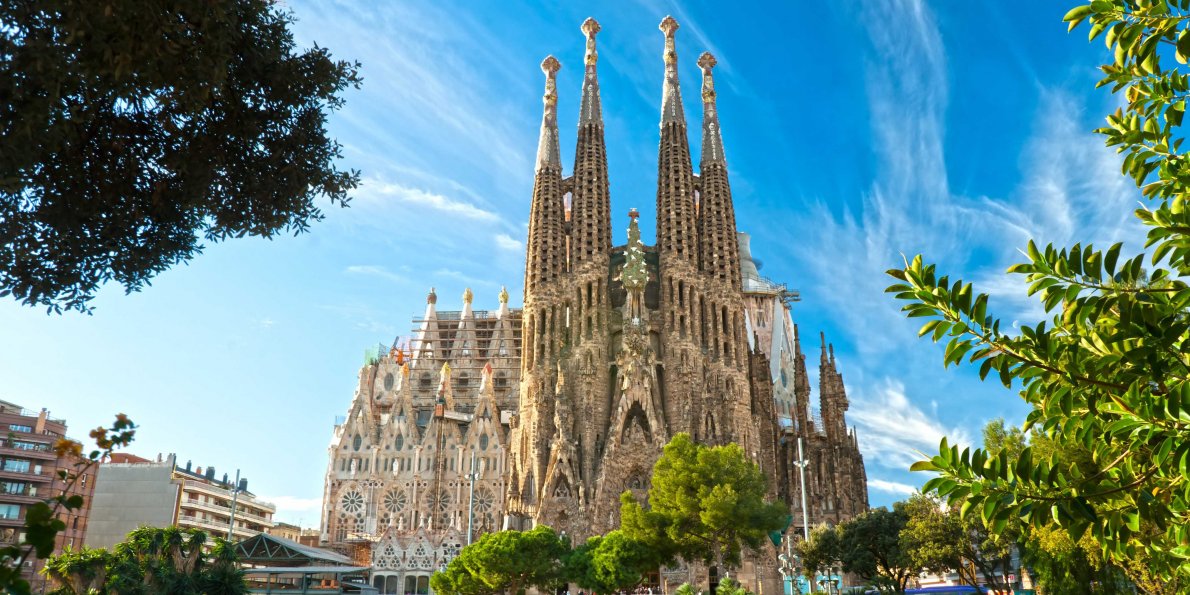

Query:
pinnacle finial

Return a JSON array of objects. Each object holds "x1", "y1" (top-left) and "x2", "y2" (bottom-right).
[
  {"x1": 427, "y1": 287, "x2": 437, "y2": 305},
  {"x1": 660, "y1": 15, "x2": 679, "y2": 37},
  {"x1": 699, "y1": 52, "x2": 717, "y2": 105},
  {"x1": 498, "y1": 285, "x2": 509, "y2": 304},
  {"x1": 581, "y1": 17, "x2": 601, "y2": 38},
  {"x1": 541, "y1": 55, "x2": 561, "y2": 76},
  {"x1": 698, "y1": 51, "x2": 717, "y2": 71},
  {"x1": 660, "y1": 16, "x2": 679, "y2": 66},
  {"x1": 582, "y1": 18, "x2": 600, "y2": 66},
  {"x1": 462, "y1": 287, "x2": 473, "y2": 305}
]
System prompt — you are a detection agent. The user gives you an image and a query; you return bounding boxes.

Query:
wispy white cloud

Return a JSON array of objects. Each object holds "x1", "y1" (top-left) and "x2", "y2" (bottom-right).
[
  {"x1": 868, "y1": 478, "x2": 920, "y2": 496},
  {"x1": 494, "y1": 233, "x2": 523, "y2": 251},
  {"x1": 792, "y1": 0, "x2": 1141, "y2": 355},
  {"x1": 345, "y1": 264, "x2": 407, "y2": 284},
  {"x1": 356, "y1": 178, "x2": 501, "y2": 223},
  {"x1": 850, "y1": 379, "x2": 972, "y2": 471}
]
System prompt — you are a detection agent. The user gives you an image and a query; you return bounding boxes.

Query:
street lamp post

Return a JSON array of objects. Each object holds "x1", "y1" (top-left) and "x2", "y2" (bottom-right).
[
  {"x1": 464, "y1": 452, "x2": 482, "y2": 545},
  {"x1": 791, "y1": 437, "x2": 813, "y2": 593}
]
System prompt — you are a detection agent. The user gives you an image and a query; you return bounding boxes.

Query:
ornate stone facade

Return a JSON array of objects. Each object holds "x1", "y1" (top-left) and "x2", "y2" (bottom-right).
[
  {"x1": 320, "y1": 16, "x2": 868, "y2": 594},
  {"x1": 321, "y1": 288, "x2": 519, "y2": 594},
  {"x1": 503, "y1": 16, "x2": 867, "y2": 591}
]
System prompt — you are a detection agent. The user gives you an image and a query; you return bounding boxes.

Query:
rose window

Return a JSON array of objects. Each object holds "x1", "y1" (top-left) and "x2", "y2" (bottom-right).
[
  {"x1": 383, "y1": 488, "x2": 407, "y2": 514},
  {"x1": 473, "y1": 487, "x2": 495, "y2": 514},
  {"x1": 340, "y1": 490, "x2": 365, "y2": 515}
]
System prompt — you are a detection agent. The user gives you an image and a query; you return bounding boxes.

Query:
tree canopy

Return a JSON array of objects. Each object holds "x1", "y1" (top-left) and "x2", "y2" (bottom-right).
[
  {"x1": 619, "y1": 433, "x2": 788, "y2": 572},
  {"x1": 837, "y1": 505, "x2": 916, "y2": 594},
  {"x1": 45, "y1": 526, "x2": 244, "y2": 595},
  {"x1": 565, "y1": 530, "x2": 660, "y2": 595},
  {"x1": 886, "y1": 0, "x2": 1190, "y2": 585},
  {"x1": 429, "y1": 525, "x2": 569, "y2": 595},
  {"x1": 1, "y1": 0, "x2": 360, "y2": 313}
]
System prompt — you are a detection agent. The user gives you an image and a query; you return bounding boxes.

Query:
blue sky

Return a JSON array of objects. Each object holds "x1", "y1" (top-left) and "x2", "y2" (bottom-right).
[{"x1": 0, "y1": 0, "x2": 1142, "y2": 525}]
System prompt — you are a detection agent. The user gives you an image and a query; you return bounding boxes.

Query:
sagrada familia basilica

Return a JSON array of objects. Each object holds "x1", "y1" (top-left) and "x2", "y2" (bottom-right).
[{"x1": 320, "y1": 17, "x2": 868, "y2": 595}]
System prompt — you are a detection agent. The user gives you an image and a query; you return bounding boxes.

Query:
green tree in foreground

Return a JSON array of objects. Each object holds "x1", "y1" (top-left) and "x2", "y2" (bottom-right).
[
  {"x1": 430, "y1": 526, "x2": 568, "y2": 595},
  {"x1": 981, "y1": 419, "x2": 1134, "y2": 594},
  {"x1": 901, "y1": 493, "x2": 1014, "y2": 593},
  {"x1": 836, "y1": 506, "x2": 915, "y2": 594},
  {"x1": 620, "y1": 433, "x2": 788, "y2": 574},
  {"x1": 566, "y1": 530, "x2": 660, "y2": 594},
  {"x1": 796, "y1": 524, "x2": 842, "y2": 588},
  {"x1": 45, "y1": 526, "x2": 244, "y2": 595},
  {"x1": 887, "y1": 0, "x2": 1190, "y2": 584},
  {"x1": 1, "y1": 0, "x2": 361, "y2": 313}
]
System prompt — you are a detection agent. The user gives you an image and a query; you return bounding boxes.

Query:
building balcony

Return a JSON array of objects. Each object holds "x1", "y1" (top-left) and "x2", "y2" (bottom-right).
[
  {"x1": 177, "y1": 514, "x2": 265, "y2": 541},
  {"x1": 0, "y1": 468, "x2": 54, "y2": 484},
  {"x1": 180, "y1": 498, "x2": 273, "y2": 526},
  {"x1": 0, "y1": 444, "x2": 57, "y2": 461}
]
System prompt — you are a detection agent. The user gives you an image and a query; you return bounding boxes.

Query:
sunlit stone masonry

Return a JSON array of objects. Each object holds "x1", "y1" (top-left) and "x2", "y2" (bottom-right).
[{"x1": 320, "y1": 16, "x2": 868, "y2": 595}]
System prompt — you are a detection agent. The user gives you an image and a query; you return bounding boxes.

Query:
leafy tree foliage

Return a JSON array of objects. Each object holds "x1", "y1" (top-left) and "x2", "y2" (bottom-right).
[
  {"x1": 565, "y1": 530, "x2": 659, "y2": 594},
  {"x1": 886, "y1": 0, "x2": 1190, "y2": 583},
  {"x1": 795, "y1": 524, "x2": 841, "y2": 587},
  {"x1": 901, "y1": 494, "x2": 1014, "y2": 593},
  {"x1": 1, "y1": 0, "x2": 360, "y2": 313},
  {"x1": 714, "y1": 577, "x2": 754, "y2": 595},
  {"x1": 45, "y1": 526, "x2": 244, "y2": 594},
  {"x1": 620, "y1": 433, "x2": 788, "y2": 573},
  {"x1": 980, "y1": 419, "x2": 1135, "y2": 594},
  {"x1": 836, "y1": 505, "x2": 916, "y2": 594},
  {"x1": 429, "y1": 526, "x2": 569, "y2": 595}
]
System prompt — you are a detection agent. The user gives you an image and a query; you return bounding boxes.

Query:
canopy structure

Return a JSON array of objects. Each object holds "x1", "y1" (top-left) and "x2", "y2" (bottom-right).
[
  {"x1": 234, "y1": 533, "x2": 374, "y2": 594},
  {"x1": 236, "y1": 533, "x2": 353, "y2": 567}
]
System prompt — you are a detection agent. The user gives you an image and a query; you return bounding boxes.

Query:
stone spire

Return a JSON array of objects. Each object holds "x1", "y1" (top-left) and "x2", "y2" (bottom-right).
[
  {"x1": 413, "y1": 288, "x2": 439, "y2": 365},
  {"x1": 457, "y1": 287, "x2": 477, "y2": 359},
  {"x1": 655, "y1": 16, "x2": 698, "y2": 267},
  {"x1": 659, "y1": 16, "x2": 685, "y2": 123},
  {"x1": 535, "y1": 56, "x2": 562, "y2": 173},
  {"x1": 698, "y1": 52, "x2": 725, "y2": 167},
  {"x1": 792, "y1": 324, "x2": 812, "y2": 436},
  {"x1": 525, "y1": 56, "x2": 567, "y2": 294},
  {"x1": 571, "y1": 18, "x2": 612, "y2": 268},
  {"x1": 696, "y1": 52, "x2": 741, "y2": 290},
  {"x1": 819, "y1": 332, "x2": 849, "y2": 441},
  {"x1": 578, "y1": 18, "x2": 603, "y2": 126}
]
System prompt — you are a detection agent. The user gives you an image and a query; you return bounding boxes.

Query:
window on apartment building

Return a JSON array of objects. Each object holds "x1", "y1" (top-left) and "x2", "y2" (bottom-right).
[
  {"x1": 0, "y1": 505, "x2": 20, "y2": 520},
  {"x1": 6, "y1": 425, "x2": 31, "y2": 433},
  {"x1": 2, "y1": 460, "x2": 28, "y2": 473},
  {"x1": 1, "y1": 482, "x2": 26, "y2": 495},
  {"x1": 10, "y1": 441, "x2": 42, "y2": 451}
]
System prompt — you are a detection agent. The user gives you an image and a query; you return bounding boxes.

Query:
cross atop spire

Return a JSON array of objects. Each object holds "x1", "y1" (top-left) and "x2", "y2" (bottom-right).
[
  {"x1": 699, "y1": 52, "x2": 726, "y2": 166},
  {"x1": 659, "y1": 16, "x2": 685, "y2": 124},
  {"x1": 535, "y1": 56, "x2": 562, "y2": 173}
]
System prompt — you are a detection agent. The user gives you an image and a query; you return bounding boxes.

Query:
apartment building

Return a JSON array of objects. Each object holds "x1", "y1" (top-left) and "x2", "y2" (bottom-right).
[
  {"x1": 88, "y1": 453, "x2": 276, "y2": 548},
  {"x1": 0, "y1": 400, "x2": 92, "y2": 590}
]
